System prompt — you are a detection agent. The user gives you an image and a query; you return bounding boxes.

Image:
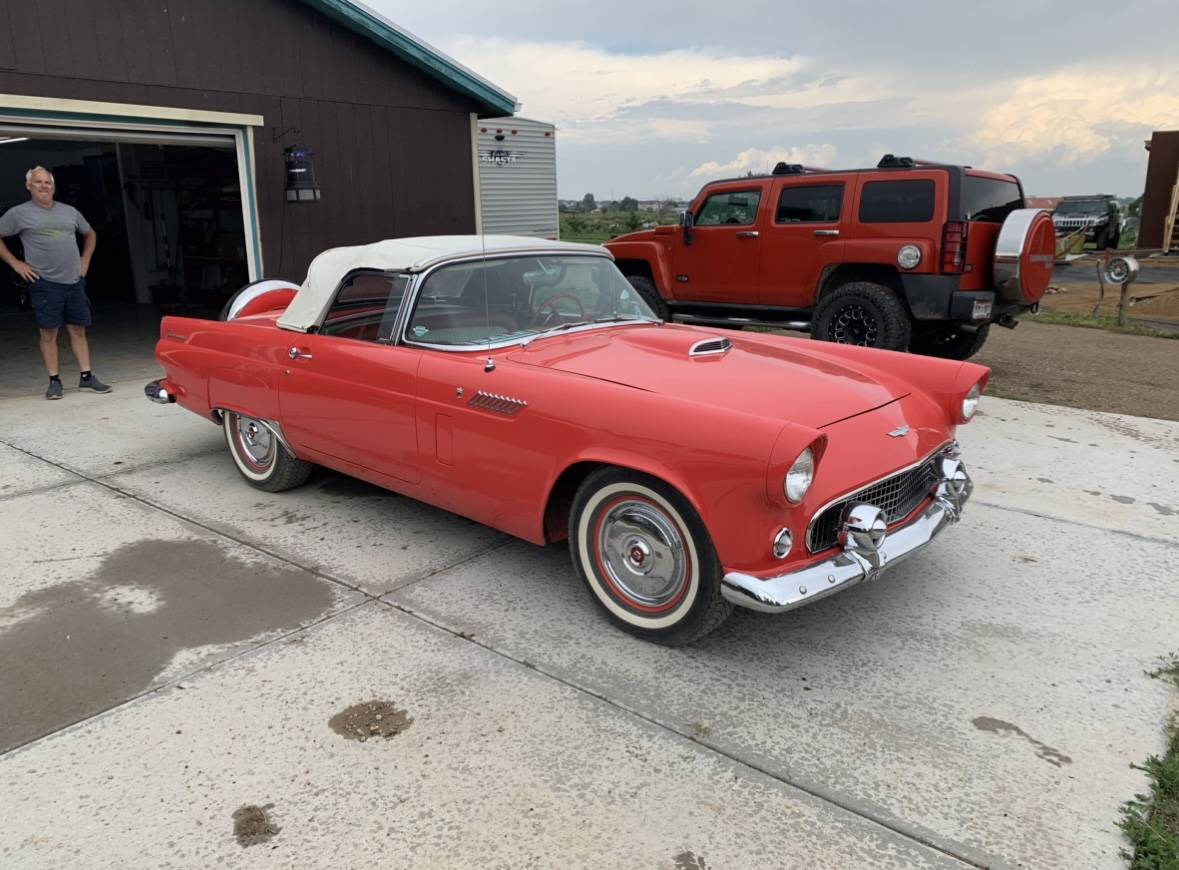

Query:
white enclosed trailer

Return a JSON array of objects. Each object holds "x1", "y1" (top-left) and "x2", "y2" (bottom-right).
[{"x1": 476, "y1": 117, "x2": 558, "y2": 239}]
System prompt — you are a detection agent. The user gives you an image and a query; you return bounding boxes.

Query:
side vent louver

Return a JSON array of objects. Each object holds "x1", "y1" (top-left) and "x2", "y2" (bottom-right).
[
  {"x1": 468, "y1": 391, "x2": 528, "y2": 416},
  {"x1": 689, "y1": 337, "x2": 733, "y2": 358}
]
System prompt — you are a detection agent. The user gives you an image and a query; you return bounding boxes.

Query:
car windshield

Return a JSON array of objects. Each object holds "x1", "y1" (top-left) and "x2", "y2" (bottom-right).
[
  {"x1": 1056, "y1": 200, "x2": 1107, "y2": 215},
  {"x1": 405, "y1": 255, "x2": 657, "y2": 347}
]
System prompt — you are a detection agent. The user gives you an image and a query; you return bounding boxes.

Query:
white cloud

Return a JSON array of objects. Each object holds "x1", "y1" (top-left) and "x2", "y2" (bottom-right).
[
  {"x1": 436, "y1": 36, "x2": 810, "y2": 142},
  {"x1": 967, "y1": 69, "x2": 1179, "y2": 165},
  {"x1": 689, "y1": 145, "x2": 839, "y2": 177}
]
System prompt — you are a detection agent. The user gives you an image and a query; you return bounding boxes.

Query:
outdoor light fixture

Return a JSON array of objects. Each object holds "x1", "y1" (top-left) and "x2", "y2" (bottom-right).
[{"x1": 284, "y1": 144, "x2": 321, "y2": 203}]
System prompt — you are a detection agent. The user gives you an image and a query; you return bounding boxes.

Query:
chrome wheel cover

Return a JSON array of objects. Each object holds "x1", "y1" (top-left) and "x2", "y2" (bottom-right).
[
  {"x1": 596, "y1": 499, "x2": 688, "y2": 609},
  {"x1": 234, "y1": 415, "x2": 275, "y2": 470},
  {"x1": 830, "y1": 304, "x2": 879, "y2": 346}
]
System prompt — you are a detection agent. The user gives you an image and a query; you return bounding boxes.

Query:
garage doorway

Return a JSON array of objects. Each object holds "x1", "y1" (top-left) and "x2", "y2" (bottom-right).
[{"x1": 0, "y1": 134, "x2": 246, "y2": 318}]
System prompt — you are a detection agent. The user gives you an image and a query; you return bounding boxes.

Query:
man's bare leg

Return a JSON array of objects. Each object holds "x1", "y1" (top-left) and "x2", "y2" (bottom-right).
[
  {"x1": 65, "y1": 324, "x2": 91, "y2": 371},
  {"x1": 38, "y1": 328, "x2": 60, "y2": 376}
]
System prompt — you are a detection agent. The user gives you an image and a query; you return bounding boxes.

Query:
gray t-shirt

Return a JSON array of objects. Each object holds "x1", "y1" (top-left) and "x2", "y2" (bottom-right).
[{"x1": 0, "y1": 200, "x2": 92, "y2": 284}]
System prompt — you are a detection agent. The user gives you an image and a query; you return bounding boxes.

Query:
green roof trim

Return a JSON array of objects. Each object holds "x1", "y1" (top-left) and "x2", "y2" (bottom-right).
[{"x1": 298, "y1": 0, "x2": 518, "y2": 117}]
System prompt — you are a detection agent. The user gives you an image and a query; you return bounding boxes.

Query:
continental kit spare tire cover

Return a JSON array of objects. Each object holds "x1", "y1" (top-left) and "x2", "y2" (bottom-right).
[{"x1": 993, "y1": 209, "x2": 1055, "y2": 305}]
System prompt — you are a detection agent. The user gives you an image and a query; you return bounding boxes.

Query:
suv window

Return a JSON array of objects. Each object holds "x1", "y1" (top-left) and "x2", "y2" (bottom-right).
[
  {"x1": 962, "y1": 176, "x2": 1023, "y2": 223},
  {"x1": 775, "y1": 184, "x2": 843, "y2": 223},
  {"x1": 859, "y1": 179, "x2": 935, "y2": 223},
  {"x1": 320, "y1": 271, "x2": 408, "y2": 342},
  {"x1": 695, "y1": 190, "x2": 762, "y2": 226}
]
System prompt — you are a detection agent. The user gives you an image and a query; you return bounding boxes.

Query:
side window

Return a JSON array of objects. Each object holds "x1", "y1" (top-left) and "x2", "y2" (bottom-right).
[
  {"x1": 859, "y1": 179, "x2": 935, "y2": 223},
  {"x1": 319, "y1": 271, "x2": 408, "y2": 343},
  {"x1": 694, "y1": 189, "x2": 762, "y2": 226},
  {"x1": 775, "y1": 184, "x2": 844, "y2": 223}
]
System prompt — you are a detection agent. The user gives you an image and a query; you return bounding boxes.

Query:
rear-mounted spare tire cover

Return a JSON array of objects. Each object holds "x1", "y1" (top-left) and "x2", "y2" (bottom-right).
[
  {"x1": 993, "y1": 209, "x2": 1055, "y2": 305},
  {"x1": 221, "y1": 279, "x2": 301, "y2": 321}
]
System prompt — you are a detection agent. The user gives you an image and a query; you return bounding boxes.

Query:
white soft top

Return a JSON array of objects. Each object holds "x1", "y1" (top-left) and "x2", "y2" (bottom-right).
[{"x1": 277, "y1": 235, "x2": 609, "y2": 333}]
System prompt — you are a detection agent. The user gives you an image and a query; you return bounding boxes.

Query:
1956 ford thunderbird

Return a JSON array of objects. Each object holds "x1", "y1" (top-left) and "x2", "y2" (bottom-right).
[{"x1": 147, "y1": 235, "x2": 987, "y2": 644}]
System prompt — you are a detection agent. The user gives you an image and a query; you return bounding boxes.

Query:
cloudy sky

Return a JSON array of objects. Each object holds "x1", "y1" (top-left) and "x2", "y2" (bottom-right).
[{"x1": 374, "y1": 0, "x2": 1179, "y2": 201}]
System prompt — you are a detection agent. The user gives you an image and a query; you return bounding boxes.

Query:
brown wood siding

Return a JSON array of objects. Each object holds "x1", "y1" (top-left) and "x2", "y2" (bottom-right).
[
  {"x1": 0, "y1": 0, "x2": 484, "y2": 278},
  {"x1": 1139, "y1": 132, "x2": 1179, "y2": 250}
]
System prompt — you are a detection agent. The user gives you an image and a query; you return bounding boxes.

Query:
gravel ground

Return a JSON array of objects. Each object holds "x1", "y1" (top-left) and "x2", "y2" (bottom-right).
[{"x1": 975, "y1": 320, "x2": 1179, "y2": 421}]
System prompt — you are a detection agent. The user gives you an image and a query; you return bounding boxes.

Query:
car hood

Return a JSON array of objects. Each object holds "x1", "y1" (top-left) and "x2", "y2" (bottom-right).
[{"x1": 507, "y1": 325, "x2": 910, "y2": 429}]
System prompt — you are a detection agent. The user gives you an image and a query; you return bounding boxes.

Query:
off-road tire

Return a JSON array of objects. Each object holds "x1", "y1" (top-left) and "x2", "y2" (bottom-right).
[
  {"x1": 569, "y1": 468, "x2": 733, "y2": 645},
  {"x1": 223, "y1": 411, "x2": 314, "y2": 492},
  {"x1": 1093, "y1": 227, "x2": 1108, "y2": 250},
  {"x1": 811, "y1": 281, "x2": 912, "y2": 351},
  {"x1": 909, "y1": 322, "x2": 990, "y2": 360},
  {"x1": 624, "y1": 274, "x2": 670, "y2": 321}
]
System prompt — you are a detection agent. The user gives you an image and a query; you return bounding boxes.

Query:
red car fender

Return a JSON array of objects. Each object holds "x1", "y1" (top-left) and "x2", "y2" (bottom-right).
[
  {"x1": 606, "y1": 238, "x2": 676, "y2": 298},
  {"x1": 784, "y1": 341, "x2": 990, "y2": 426}
]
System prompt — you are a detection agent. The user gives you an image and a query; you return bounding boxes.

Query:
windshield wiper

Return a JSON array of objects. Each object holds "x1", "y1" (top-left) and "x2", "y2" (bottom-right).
[{"x1": 521, "y1": 316, "x2": 655, "y2": 346}]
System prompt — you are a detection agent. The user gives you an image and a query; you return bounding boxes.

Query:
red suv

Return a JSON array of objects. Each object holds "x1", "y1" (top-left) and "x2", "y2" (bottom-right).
[{"x1": 605, "y1": 155, "x2": 1055, "y2": 359}]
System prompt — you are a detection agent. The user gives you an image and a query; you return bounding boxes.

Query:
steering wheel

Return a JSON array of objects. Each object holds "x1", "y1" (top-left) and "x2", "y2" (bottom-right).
[{"x1": 533, "y1": 293, "x2": 586, "y2": 327}]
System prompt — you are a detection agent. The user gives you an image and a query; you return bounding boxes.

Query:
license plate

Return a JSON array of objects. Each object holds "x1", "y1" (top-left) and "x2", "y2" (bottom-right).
[{"x1": 972, "y1": 299, "x2": 993, "y2": 320}]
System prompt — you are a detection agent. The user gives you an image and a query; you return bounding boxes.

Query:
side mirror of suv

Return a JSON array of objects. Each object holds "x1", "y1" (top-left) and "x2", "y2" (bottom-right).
[{"x1": 680, "y1": 209, "x2": 694, "y2": 246}]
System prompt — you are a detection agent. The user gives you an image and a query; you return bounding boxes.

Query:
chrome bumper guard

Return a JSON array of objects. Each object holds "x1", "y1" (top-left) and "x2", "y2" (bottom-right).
[
  {"x1": 144, "y1": 379, "x2": 175, "y2": 405},
  {"x1": 721, "y1": 451, "x2": 972, "y2": 614}
]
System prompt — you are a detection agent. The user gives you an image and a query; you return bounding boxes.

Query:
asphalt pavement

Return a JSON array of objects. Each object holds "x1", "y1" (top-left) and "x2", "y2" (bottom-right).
[{"x1": 1, "y1": 377, "x2": 1177, "y2": 869}]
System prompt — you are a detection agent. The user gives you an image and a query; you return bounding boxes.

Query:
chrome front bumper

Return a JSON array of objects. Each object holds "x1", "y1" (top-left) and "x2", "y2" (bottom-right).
[{"x1": 721, "y1": 454, "x2": 972, "y2": 614}]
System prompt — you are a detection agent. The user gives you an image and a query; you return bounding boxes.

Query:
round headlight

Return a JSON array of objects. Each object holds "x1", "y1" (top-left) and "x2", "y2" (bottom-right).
[
  {"x1": 897, "y1": 245, "x2": 922, "y2": 270},
  {"x1": 961, "y1": 383, "x2": 981, "y2": 421},
  {"x1": 784, "y1": 446, "x2": 815, "y2": 504}
]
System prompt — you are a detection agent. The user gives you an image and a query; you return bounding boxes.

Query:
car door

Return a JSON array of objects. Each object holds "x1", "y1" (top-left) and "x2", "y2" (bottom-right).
[
  {"x1": 278, "y1": 270, "x2": 422, "y2": 484},
  {"x1": 671, "y1": 184, "x2": 764, "y2": 302},
  {"x1": 757, "y1": 180, "x2": 847, "y2": 308}
]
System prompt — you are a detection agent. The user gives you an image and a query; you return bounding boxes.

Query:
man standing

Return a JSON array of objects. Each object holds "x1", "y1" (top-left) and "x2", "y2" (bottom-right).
[{"x1": 0, "y1": 166, "x2": 110, "y2": 399}]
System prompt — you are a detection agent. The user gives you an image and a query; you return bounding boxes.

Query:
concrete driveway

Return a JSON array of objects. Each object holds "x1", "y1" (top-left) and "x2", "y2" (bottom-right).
[{"x1": 1, "y1": 377, "x2": 1176, "y2": 869}]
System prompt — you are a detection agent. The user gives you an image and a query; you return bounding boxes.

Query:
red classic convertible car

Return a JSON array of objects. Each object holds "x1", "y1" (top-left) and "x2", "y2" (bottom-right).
[{"x1": 147, "y1": 236, "x2": 986, "y2": 644}]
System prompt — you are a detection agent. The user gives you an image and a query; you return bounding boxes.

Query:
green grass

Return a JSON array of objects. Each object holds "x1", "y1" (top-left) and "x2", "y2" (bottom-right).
[
  {"x1": 1120, "y1": 655, "x2": 1179, "y2": 868},
  {"x1": 1023, "y1": 310, "x2": 1179, "y2": 339}
]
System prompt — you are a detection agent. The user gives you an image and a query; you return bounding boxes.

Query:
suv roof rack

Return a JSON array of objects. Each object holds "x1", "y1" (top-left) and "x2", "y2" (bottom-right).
[
  {"x1": 771, "y1": 162, "x2": 807, "y2": 175},
  {"x1": 876, "y1": 154, "x2": 955, "y2": 170}
]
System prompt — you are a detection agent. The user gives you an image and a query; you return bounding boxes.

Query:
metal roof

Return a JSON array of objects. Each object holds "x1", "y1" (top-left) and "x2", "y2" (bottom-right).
[{"x1": 296, "y1": 0, "x2": 519, "y2": 117}]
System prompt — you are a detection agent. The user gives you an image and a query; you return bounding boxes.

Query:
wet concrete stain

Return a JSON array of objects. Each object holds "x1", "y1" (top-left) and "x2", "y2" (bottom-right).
[
  {"x1": 0, "y1": 539, "x2": 335, "y2": 752},
  {"x1": 317, "y1": 474, "x2": 394, "y2": 499},
  {"x1": 1110, "y1": 494, "x2": 1137, "y2": 505},
  {"x1": 1084, "y1": 489, "x2": 1103, "y2": 497},
  {"x1": 1148, "y1": 502, "x2": 1176, "y2": 517},
  {"x1": 672, "y1": 851, "x2": 711, "y2": 870},
  {"x1": 972, "y1": 716, "x2": 1072, "y2": 767},
  {"x1": 329, "y1": 700, "x2": 414, "y2": 742},
  {"x1": 1035, "y1": 477, "x2": 1054, "y2": 484},
  {"x1": 233, "y1": 803, "x2": 280, "y2": 847}
]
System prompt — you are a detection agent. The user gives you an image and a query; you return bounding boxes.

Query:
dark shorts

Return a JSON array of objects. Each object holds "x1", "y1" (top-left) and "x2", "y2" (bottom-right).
[{"x1": 29, "y1": 278, "x2": 92, "y2": 330}]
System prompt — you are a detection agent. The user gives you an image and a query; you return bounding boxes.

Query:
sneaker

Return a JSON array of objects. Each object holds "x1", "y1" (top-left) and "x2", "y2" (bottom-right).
[
  {"x1": 78, "y1": 373, "x2": 112, "y2": 393},
  {"x1": 46, "y1": 380, "x2": 64, "y2": 400}
]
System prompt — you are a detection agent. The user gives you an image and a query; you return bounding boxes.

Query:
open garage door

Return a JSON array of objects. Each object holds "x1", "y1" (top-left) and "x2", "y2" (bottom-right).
[{"x1": 0, "y1": 127, "x2": 249, "y2": 317}]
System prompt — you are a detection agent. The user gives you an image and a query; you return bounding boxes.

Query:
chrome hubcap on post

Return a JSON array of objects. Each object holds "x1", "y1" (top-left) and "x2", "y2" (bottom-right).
[
  {"x1": 831, "y1": 305, "x2": 879, "y2": 346},
  {"x1": 597, "y1": 500, "x2": 687, "y2": 608},
  {"x1": 236, "y1": 416, "x2": 274, "y2": 468}
]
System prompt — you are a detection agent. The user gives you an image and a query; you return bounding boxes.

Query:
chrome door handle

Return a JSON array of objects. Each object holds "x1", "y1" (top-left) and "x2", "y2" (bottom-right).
[
  {"x1": 813, "y1": 229, "x2": 840, "y2": 237},
  {"x1": 736, "y1": 231, "x2": 759, "y2": 239},
  {"x1": 288, "y1": 346, "x2": 313, "y2": 360}
]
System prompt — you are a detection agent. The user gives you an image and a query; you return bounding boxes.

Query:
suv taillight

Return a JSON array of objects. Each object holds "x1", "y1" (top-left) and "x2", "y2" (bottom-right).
[{"x1": 940, "y1": 221, "x2": 968, "y2": 274}]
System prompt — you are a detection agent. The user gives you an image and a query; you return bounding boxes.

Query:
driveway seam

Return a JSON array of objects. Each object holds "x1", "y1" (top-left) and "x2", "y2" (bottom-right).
[
  {"x1": 973, "y1": 498, "x2": 1177, "y2": 548},
  {"x1": 368, "y1": 596, "x2": 1000, "y2": 869}
]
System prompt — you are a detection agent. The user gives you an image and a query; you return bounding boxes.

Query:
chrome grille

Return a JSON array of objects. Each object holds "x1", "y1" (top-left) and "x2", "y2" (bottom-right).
[{"x1": 807, "y1": 457, "x2": 940, "y2": 552}]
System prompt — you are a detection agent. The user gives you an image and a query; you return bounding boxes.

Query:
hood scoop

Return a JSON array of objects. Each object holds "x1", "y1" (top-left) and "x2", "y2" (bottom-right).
[{"x1": 689, "y1": 336, "x2": 732, "y2": 358}]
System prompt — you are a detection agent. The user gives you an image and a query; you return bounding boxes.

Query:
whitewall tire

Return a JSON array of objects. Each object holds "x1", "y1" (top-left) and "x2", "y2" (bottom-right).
[{"x1": 570, "y1": 468, "x2": 732, "y2": 644}]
